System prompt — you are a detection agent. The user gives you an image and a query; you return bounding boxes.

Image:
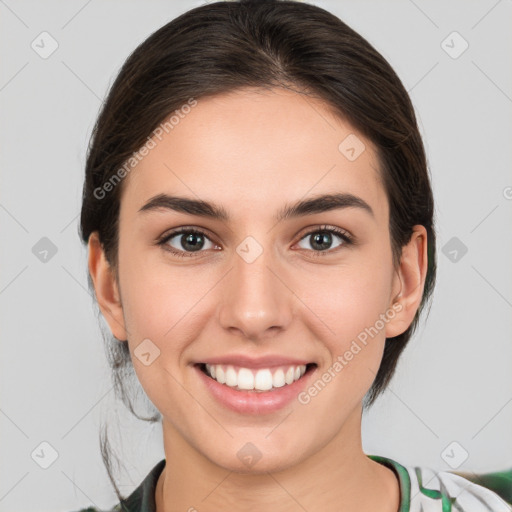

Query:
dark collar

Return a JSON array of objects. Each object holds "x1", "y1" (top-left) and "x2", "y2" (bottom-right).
[{"x1": 116, "y1": 459, "x2": 166, "y2": 512}]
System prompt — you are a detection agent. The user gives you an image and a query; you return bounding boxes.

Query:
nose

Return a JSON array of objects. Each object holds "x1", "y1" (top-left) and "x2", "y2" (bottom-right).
[{"x1": 217, "y1": 239, "x2": 294, "y2": 342}]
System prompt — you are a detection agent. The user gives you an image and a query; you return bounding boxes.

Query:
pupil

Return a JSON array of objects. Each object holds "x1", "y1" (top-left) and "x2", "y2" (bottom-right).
[
  {"x1": 183, "y1": 233, "x2": 204, "y2": 251},
  {"x1": 312, "y1": 232, "x2": 331, "y2": 250}
]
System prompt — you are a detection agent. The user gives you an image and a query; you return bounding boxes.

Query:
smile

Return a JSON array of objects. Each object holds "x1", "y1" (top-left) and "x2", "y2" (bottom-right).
[
  {"x1": 200, "y1": 363, "x2": 314, "y2": 392},
  {"x1": 193, "y1": 355, "x2": 318, "y2": 414}
]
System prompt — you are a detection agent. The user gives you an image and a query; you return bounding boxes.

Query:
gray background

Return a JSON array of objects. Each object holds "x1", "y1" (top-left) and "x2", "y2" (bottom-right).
[{"x1": 1, "y1": 1, "x2": 511, "y2": 511}]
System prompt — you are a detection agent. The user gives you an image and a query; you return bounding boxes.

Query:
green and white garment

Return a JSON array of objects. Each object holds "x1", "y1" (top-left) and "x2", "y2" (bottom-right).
[
  {"x1": 75, "y1": 455, "x2": 512, "y2": 512},
  {"x1": 369, "y1": 455, "x2": 512, "y2": 512}
]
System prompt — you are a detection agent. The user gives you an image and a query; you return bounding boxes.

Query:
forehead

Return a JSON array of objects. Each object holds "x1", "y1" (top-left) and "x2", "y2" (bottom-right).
[{"x1": 120, "y1": 87, "x2": 386, "y2": 222}]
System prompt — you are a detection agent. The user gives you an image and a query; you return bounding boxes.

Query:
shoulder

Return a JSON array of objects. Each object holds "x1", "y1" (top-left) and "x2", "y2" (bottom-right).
[
  {"x1": 412, "y1": 466, "x2": 512, "y2": 511},
  {"x1": 70, "y1": 459, "x2": 166, "y2": 512},
  {"x1": 451, "y1": 467, "x2": 512, "y2": 506},
  {"x1": 368, "y1": 454, "x2": 512, "y2": 511}
]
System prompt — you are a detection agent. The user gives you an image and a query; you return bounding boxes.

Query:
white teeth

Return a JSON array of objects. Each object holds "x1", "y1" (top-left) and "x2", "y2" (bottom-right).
[
  {"x1": 254, "y1": 369, "x2": 273, "y2": 391},
  {"x1": 203, "y1": 363, "x2": 308, "y2": 391},
  {"x1": 272, "y1": 368, "x2": 285, "y2": 388},
  {"x1": 215, "y1": 365, "x2": 226, "y2": 384},
  {"x1": 225, "y1": 366, "x2": 237, "y2": 387},
  {"x1": 237, "y1": 368, "x2": 254, "y2": 390}
]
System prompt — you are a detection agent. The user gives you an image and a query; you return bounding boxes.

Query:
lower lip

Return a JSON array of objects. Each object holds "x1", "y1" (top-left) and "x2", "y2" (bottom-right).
[{"x1": 194, "y1": 364, "x2": 317, "y2": 415}]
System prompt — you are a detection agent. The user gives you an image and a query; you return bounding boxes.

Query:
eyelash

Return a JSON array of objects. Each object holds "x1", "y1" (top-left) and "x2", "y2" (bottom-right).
[{"x1": 156, "y1": 224, "x2": 354, "y2": 259}]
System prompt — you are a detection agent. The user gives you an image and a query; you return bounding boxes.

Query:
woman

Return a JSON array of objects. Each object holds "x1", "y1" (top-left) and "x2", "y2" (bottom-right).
[{"x1": 76, "y1": 1, "x2": 512, "y2": 511}]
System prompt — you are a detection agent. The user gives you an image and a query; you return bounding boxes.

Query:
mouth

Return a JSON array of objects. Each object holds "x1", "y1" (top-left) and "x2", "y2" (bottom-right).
[{"x1": 195, "y1": 362, "x2": 317, "y2": 392}]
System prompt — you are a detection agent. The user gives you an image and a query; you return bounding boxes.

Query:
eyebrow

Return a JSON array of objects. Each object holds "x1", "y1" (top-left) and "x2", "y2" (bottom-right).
[{"x1": 138, "y1": 192, "x2": 374, "y2": 222}]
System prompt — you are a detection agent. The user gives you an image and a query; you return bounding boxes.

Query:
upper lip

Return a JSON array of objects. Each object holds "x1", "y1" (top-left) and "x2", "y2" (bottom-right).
[{"x1": 195, "y1": 354, "x2": 315, "y2": 369}]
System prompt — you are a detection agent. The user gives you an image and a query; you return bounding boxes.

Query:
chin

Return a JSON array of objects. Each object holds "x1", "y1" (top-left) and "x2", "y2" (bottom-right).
[{"x1": 202, "y1": 437, "x2": 312, "y2": 475}]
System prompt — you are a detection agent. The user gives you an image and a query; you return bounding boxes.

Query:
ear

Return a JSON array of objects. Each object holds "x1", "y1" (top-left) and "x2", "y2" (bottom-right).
[
  {"x1": 385, "y1": 225, "x2": 429, "y2": 338},
  {"x1": 87, "y1": 231, "x2": 128, "y2": 341}
]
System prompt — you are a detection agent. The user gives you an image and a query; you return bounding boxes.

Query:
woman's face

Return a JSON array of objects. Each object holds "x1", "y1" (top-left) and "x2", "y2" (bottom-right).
[{"x1": 93, "y1": 87, "x2": 422, "y2": 473}]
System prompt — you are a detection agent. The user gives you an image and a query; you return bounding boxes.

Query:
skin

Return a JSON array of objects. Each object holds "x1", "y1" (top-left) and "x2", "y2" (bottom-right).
[{"x1": 88, "y1": 87, "x2": 428, "y2": 512}]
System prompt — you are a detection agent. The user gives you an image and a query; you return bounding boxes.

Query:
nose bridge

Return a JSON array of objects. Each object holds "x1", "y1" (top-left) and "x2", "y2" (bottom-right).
[{"x1": 218, "y1": 234, "x2": 293, "y2": 339}]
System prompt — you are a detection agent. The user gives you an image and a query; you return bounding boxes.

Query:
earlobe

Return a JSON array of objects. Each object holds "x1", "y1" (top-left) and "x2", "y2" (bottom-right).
[
  {"x1": 87, "y1": 232, "x2": 128, "y2": 341},
  {"x1": 385, "y1": 225, "x2": 428, "y2": 338}
]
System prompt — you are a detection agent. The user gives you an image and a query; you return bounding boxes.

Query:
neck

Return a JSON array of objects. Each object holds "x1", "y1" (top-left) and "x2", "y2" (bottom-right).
[{"x1": 155, "y1": 404, "x2": 400, "y2": 512}]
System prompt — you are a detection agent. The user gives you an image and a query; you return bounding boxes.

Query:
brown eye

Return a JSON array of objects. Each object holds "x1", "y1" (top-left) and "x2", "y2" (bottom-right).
[
  {"x1": 159, "y1": 229, "x2": 217, "y2": 257},
  {"x1": 296, "y1": 226, "x2": 353, "y2": 255}
]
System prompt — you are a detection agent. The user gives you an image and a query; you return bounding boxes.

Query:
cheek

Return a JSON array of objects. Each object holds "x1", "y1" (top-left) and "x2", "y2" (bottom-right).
[
  {"x1": 116, "y1": 253, "x2": 208, "y2": 413},
  {"x1": 120, "y1": 261, "x2": 204, "y2": 342},
  {"x1": 291, "y1": 257, "x2": 394, "y2": 419},
  {"x1": 117, "y1": 242, "x2": 220, "y2": 363},
  {"x1": 298, "y1": 248, "x2": 394, "y2": 382},
  {"x1": 304, "y1": 255, "x2": 393, "y2": 336}
]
